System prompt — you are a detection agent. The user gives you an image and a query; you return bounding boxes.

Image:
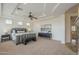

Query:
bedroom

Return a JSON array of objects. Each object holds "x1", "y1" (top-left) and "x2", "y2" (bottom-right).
[{"x1": 0, "y1": 3, "x2": 79, "y2": 55}]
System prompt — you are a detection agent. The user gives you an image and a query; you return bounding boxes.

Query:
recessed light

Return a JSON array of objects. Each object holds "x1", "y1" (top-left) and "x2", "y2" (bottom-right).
[{"x1": 23, "y1": 3, "x2": 27, "y2": 5}]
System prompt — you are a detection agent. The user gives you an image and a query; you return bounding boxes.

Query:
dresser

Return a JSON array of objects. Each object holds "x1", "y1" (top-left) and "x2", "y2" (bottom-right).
[{"x1": 38, "y1": 32, "x2": 52, "y2": 38}]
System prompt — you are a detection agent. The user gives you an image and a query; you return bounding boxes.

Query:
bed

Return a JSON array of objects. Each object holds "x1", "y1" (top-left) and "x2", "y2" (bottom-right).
[{"x1": 11, "y1": 28, "x2": 36, "y2": 45}]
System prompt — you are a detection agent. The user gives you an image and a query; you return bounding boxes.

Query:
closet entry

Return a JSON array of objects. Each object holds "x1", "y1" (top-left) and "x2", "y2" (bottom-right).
[
  {"x1": 75, "y1": 17, "x2": 79, "y2": 54},
  {"x1": 70, "y1": 16, "x2": 78, "y2": 53}
]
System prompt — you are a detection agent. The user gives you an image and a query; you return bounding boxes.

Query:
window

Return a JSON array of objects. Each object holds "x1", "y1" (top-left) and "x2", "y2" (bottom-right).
[
  {"x1": 5, "y1": 20, "x2": 12, "y2": 24},
  {"x1": 72, "y1": 25, "x2": 76, "y2": 31}
]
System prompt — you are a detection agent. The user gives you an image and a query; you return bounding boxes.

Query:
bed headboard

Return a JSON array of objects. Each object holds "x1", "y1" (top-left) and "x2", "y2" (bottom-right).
[{"x1": 11, "y1": 28, "x2": 27, "y2": 33}]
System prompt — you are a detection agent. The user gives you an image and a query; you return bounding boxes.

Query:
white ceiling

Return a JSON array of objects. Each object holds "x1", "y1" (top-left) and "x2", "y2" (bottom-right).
[{"x1": 0, "y1": 3, "x2": 78, "y2": 20}]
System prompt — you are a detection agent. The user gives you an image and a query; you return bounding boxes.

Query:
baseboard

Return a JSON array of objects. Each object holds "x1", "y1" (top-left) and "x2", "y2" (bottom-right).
[
  {"x1": 61, "y1": 41, "x2": 65, "y2": 44},
  {"x1": 52, "y1": 38, "x2": 65, "y2": 44}
]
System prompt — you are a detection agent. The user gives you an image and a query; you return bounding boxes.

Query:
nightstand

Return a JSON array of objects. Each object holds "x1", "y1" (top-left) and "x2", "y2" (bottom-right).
[{"x1": 1, "y1": 34, "x2": 11, "y2": 42}]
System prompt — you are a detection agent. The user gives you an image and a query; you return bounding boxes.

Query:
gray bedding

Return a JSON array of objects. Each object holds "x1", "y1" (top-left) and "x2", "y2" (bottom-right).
[
  {"x1": 11, "y1": 28, "x2": 36, "y2": 45},
  {"x1": 12, "y1": 32, "x2": 36, "y2": 45}
]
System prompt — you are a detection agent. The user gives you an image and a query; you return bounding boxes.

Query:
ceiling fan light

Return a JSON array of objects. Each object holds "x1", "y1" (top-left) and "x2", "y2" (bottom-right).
[
  {"x1": 28, "y1": 12, "x2": 37, "y2": 20},
  {"x1": 29, "y1": 15, "x2": 32, "y2": 17}
]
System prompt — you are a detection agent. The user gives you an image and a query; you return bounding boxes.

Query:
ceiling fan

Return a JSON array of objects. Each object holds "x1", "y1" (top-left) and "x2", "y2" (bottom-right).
[{"x1": 28, "y1": 12, "x2": 38, "y2": 20}]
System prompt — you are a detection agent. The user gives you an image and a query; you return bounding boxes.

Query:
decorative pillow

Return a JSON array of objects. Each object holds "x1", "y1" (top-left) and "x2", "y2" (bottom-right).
[{"x1": 17, "y1": 31, "x2": 25, "y2": 33}]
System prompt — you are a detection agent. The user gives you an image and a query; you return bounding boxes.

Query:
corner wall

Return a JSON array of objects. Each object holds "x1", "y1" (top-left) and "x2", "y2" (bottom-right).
[{"x1": 32, "y1": 14, "x2": 65, "y2": 44}]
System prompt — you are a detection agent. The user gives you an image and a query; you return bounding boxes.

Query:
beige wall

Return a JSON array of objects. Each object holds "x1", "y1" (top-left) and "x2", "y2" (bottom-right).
[{"x1": 65, "y1": 13, "x2": 71, "y2": 43}]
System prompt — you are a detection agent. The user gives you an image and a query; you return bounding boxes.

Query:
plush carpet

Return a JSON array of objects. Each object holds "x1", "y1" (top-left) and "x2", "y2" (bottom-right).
[{"x1": 0, "y1": 37, "x2": 76, "y2": 55}]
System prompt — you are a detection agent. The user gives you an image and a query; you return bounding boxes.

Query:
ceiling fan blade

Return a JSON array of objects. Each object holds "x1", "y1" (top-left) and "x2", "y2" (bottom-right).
[
  {"x1": 39, "y1": 14, "x2": 46, "y2": 18},
  {"x1": 31, "y1": 18, "x2": 33, "y2": 20},
  {"x1": 32, "y1": 16, "x2": 38, "y2": 19},
  {"x1": 29, "y1": 17, "x2": 33, "y2": 20}
]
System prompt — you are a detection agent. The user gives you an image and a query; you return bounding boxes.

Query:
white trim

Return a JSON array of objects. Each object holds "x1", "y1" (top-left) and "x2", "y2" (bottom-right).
[{"x1": 52, "y1": 3, "x2": 60, "y2": 13}]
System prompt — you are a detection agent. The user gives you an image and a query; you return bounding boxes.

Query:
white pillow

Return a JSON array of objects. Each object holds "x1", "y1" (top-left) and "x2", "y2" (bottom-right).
[{"x1": 17, "y1": 31, "x2": 25, "y2": 33}]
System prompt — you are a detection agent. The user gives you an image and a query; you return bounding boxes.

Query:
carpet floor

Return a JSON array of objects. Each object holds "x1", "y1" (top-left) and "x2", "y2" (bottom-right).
[{"x1": 0, "y1": 37, "x2": 76, "y2": 55}]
